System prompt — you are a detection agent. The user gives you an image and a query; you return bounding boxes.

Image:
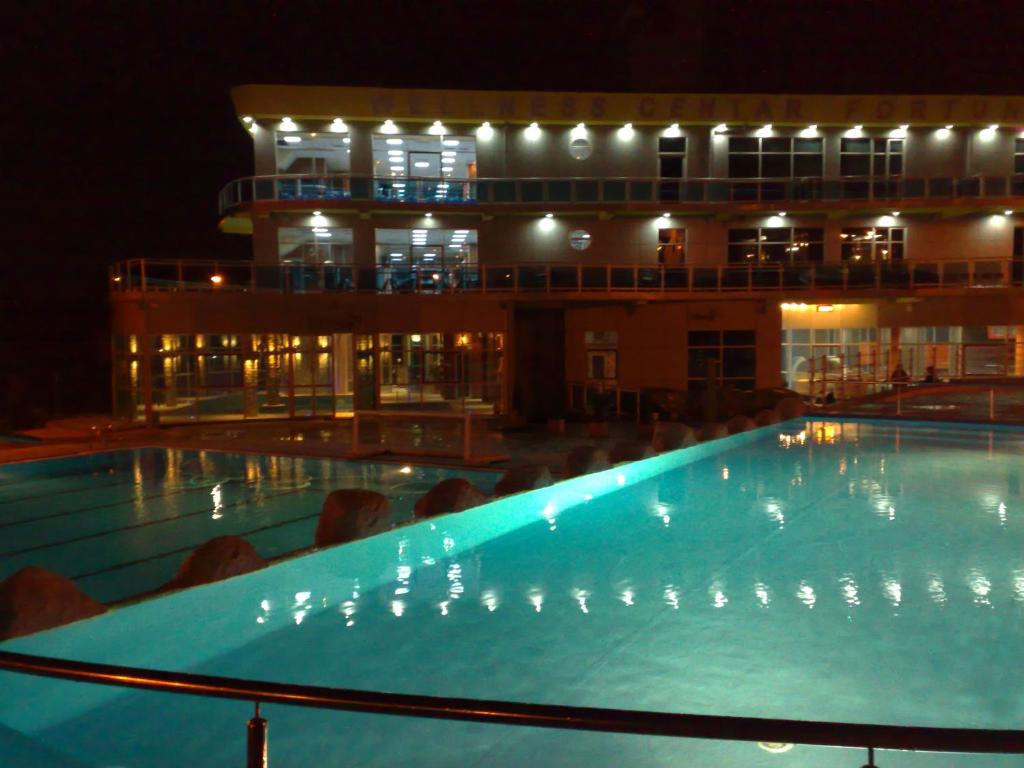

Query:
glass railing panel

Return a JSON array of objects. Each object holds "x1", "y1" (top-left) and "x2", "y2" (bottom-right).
[
  {"x1": 454, "y1": 265, "x2": 481, "y2": 290},
  {"x1": 814, "y1": 264, "x2": 844, "y2": 288},
  {"x1": 912, "y1": 262, "x2": 941, "y2": 286},
  {"x1": 845, "y1": 263, "x2": 876, "y2": 287},
  {"x1": 492, "y1": 181, "x2": 516, "y2": 203},
  {"x1": 220, "y1": 263, "x2": 252, "y2": 289},
  {"x1": 609, "y1": 267, "x2": 636, "y2": 289},
  {"x1": 128, "y1": 261, "x2": 143, "y2": 290},
  {"x1": 575, "y1": 181, "x2": 599, "y2": 202},
  {"x1": 550, "y1": 265, "x2": 578, "y2": 290},
  {"x1": 254, "y1": 179, "x2": 275, "y2": 201},
  {"x1": 356, "y1": 268, "x2": 377, "y2": 292},
  {"x1": 657, "y1": 181, "x2": 680, "y2": 202},
  {"x1": 956, "y1": 178, "x2": 981, "y2": 197},
  {"x1": 277, "y1": 179, "x2": 300, "y2": 200},
  {"x1": 872, "y1": 180, "x2": 899, "y2": 200},
  {"x1": 841, "y1": 180, "x2": 870, "y2": 200},
  {"x1": 322, "y1": 266, "x2": 354, "y2": 291},
  {"x1": 730, "y1": 182, "x2": 760, "y2": 202},
  {"x1": 792, "y1": 179, "x2": 822, "y2": 200},
  {"x1": 707, "y1": 180, "x2": 730, "y2": 202},
  {"x1": 581, "y1": 266, "x2": 608, "y2": 290},
  {"x1": 681, "y1": 180, "x2": 705, "y2": 201},
  {"x1": 144, "y1": 262, "x2": 180, "y2": 289},
  {"x1": 1012, "y1": 176, "x2": 1024, "y2": 197},
  {"x1": 521, "y1": 180, "x2": 544, "y2": 202},
  {"x1": 760, "y1": 181, "x2": 787, "y2": 201},
  {"x1": 475, "y1": 180, "x2": 493, "y2": 203},
  {"x1": 820, "y1": 179, "x2": 842, "y2": 200},
  {"x1": 972, "y1": 260, "x2": 1006, "y2": 286},
  {"x1": 603, "y1": 180, "x2": 626, "y2": 202},
  {"x1": 721, "y1": 267, "x2": 750, "y2": 289},
  {"x1": 548, "y1": 180, "x2": 571, "y2": 202},
  {"x1": 663, "y1": 267, "x2": 688, "y2": 289},
  {"x1": 516, "y1": 265, "x2": 547, "y2": 290},
  {"x1": 254, "y1": 266, "x2": 286, "y2": 291},
  {"x1": 902, "y1": 178, "x2": 925, "y2": 197},
  {"x1": 782, "y1": 265, "x2": 812, "y2": 288},
  {"x1": 929, "y1": 177, "x2": 953, "y2": 197},
  {"x1": 349, "y1": 176, "x2": 370, "y2": 200},
  {"x1": 374, "y1": 179, "x2": 405, "y2": 202},
  {"x1": 691, "y1": 267, "x2": 719, "y2": 289},
  {"x1": 942, "y1": 262, "x2": 970, "y2": 286},
  {"x1": 237, "y1": 180, "x2": 253, "y2": 203},
  {"x1": 637, "y1": 267, "x2": 662, "y2": 289},
  {"x1": 879, "y1": 263, "x2": 910, "y2": 288},
  {"x1": 627, "y1": 180, "x2": 653, "y2": 202},
  {"x1": 485, "y1": 267, "x2": 515, "y2": 290},
  {"x1": 983, "y1": 176, "x2": 1008, "y2": 197}
]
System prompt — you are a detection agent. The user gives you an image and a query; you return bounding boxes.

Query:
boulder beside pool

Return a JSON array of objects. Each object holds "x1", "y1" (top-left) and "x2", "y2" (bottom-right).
[
  {"x1": 726, "y1": 415, "x2": 757, "y2": 435},
  {"x1": 698, "y1": 422, "x2": 729, "y2": 442},
  {"x1": 776, "y1": 397, "x2": 805, "y2": 420},
  {"x1": 163, "y1": 536, "x2": 266, "y2": 591},
  {"x1": 495, "y1": 465, "x2": 553, "y2": 497},
  {"x1": 0, "y1": 566, "x2": 107, "y2": 640},
  {"x1": 651, "y1": 423, "x2": 697, "y2": 452},
  {"x1": 316, "y1": 489, "x2": 392, "y2": 547},
  {"x1": 414, "y1": 478, "x2": 489, "y2": 519},
  {"x1": 564, "y1": 446, "x2": 611, "y2": 478},
  {"x1": 609, "y1": 441, "x2": 657, "y2": 463}
]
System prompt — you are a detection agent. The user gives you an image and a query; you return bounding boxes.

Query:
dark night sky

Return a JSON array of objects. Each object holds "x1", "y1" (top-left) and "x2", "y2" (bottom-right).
[{"x1": 4, "y1": 0, "x2": 1024, "y2": 423}]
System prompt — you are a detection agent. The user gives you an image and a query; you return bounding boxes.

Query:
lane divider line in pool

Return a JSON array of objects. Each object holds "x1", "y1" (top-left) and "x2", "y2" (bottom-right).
[
  {"x1": 0, "y1": 482, "x2": 320, "y2": 559},
  {"x1": 70, "y1": 505, "x2": 327, "y2": 583}
]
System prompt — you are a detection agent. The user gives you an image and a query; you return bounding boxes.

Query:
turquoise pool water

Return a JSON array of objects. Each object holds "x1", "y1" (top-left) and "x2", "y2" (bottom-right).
[
  {"x1": 0, "y1": 448, "x2": 497, "y2": 603},
  {"x1": 3, "y1": 420, "x2": 1024, "y2": 767}
]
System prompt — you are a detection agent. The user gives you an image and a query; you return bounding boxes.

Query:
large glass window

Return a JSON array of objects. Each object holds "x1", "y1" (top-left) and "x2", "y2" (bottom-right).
[
  {"x1": 840, "y1": 227, "x2": 906, "y2": 261},
  {"x1": 372, "y1": 134, "x2": 477, "y2": 203},
  {"x1": 275, "y1": 132, "x2": 351, "y2": 175},
  {"x1": 657, "y1": 227, "x2": 686, "y2": 264},
  {"x1": 1015, "y1": 138, "x2": 1024, "y2": 174},
  {"x1": 375, "y1": 228, "x2": 478, "y2": 293},
  {"x1": 687, "y1": 330, "x2": 756, "y2": 391},
  {"x1": 278, "y1": 227, "x2": 353, "y2": 264},
  {"x1": 727, "y1": 136, "x2": 823, "y2": 178},
  {"x1": 658, "y1": 136, "x2": 687, "y2": 178},
  {"x1": 840, "y1": 137, "x2": 903, "y2": 177},
  {"x1": 727, "y1": 227, "x2": 824, "y2": 264}
]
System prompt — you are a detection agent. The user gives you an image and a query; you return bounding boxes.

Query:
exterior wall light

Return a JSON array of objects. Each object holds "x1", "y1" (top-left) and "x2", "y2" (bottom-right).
[
  {"x1": 617, "y1": 122, "x2": 635, "y2": 141},
  {"x1": 661, "y1": 212, "x2": 671, "y2": 218},
  {"x1": 663, "y1": 123, "x2": 682, "y2": 137},
  {"x1": 980, "y1": 124, "x2": 999, "y2": 140},
  {"x1": 210, "y1": 274, "x2": 224, "y2": 285},
  {"x1": 891, "y1": 211, "x2": 900, "y2": 217},
  {"x1": 330, "y1": 118, "x2": 348, "y2": 133},
  {"x1": 571, "y1": 122, "x2": 587, "y2": 140},
  {"x1": 799, "y1": 124, "x2": 818, "y2": 137},
  {"x1": 476, "y1": 121, "x2": 494, "y2": 140},
  {"x1": 280, "y1": 117, "x2": 297, "y2": 131},
  {"x1": 890, "y1": 124, "x2": 909, "y2": 138},
  {"x1": 247, "y1": 123, "x2": 258, "y2": 135},
  {"x1": 428, "y1": 120, "x2": 447, "y2": 135},
  {"x1": 755, "y1": 124, "x2": 772, "y2": 137},
  {"x1": 242, "y1": 116, "x2": 253, "y2": 124},
  {"x1": 425, "y1": 212, "x2": 433, "y2": 218},
  {"x1": 1005, "y1": 210, "x2": 1014, "y2": 216},
  {"x1": 936, "y1": 125, "x2": 953, "y2": 139},
  {"x1": 712, "y1": 123, "x2": 728, "y2": 134},
  {"x1": 844, "y1": 125, "x2": 864, "y2": 137},
  {"x1": 380, "y1": 119, "x2": 399, "y2": 134},
  {"x1": 525, "y1": 122, "x2": 541, "y2": 141}
]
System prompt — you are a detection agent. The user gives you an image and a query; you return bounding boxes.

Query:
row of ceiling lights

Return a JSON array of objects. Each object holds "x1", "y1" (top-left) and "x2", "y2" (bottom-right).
[{"x1": 245, "y1": 115, "x2": 1015, "y2": 142}]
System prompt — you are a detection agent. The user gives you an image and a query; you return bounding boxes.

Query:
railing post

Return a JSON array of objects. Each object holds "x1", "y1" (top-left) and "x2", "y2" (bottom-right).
[
  {"x1": 896, "y1": 383, "x2": 902, "y2": 416},
  {"x1": 247, "y1": 702, "x2": 268, "y2": 768},
  {"x1": 861, "y1": 745, "x2": 877, "y2": 768},
  {"x1": 463, "y1": 409, "x2": 472, "y2": 463},
  {"x1": 990, "y1": 388, "x2": 995, "y2": 421},
  {"x1": 140, "y1": 259, "x2": 148, "y2": 292}
]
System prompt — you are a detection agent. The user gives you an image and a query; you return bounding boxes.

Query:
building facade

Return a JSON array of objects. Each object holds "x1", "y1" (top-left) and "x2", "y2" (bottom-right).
[{"x1": 110, "y1": 85, "x2": 1024, "y2": 425}]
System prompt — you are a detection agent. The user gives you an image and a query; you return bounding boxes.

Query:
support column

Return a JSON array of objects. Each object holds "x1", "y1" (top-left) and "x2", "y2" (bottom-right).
[{"x1": 1015, "y1": 326, "x2": 1024, "y2": 377}]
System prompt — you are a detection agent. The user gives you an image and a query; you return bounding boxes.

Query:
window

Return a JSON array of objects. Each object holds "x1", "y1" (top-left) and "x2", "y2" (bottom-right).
[
  {"x1": 727, "y1": 136, "x2": 823, "y2": 178},
  {"x1": 727, "y1": 227, "x2": 824, "y2": 264},
  {"x1": 569, "y1": 137, "x2": 593, "y2": 161},
  {"x1": 375, "y1": 228, "x2": 478, "y2": 293},
  {"x1": 840, "y1": 227, "x2": 906, "y2": 262},
  {"x1": 275, "y1": 132, "x2": 351, "y2": 175},
  {"x1": 688, "y1": 330, "x2": 756, "y2": 391},
  {"x1": 840, "y1": 138, "x2": 903, "y2": 177},
  {"x1": 657, "y1": 228, "x2": 686, "y2": 264},
  {"x1": 1015, "y1": 139, "x2": 1024, "y2": 174},
  {"x1": 1014, "y1": 226, "x2": 1023, "y2": 285},
  {"x1": 658, "y1": 136, "x2": 687, "y2": 178},
  {"x1": 372, "y1": 134, "x2": 476, "y2": 180},
  {"x1": 569, "y1": 230, "x2": 592, "y2": 250},
  {"x1": 278, "y1": 227, "x2": 353, "y2": 264},
  {"x1": 585, "y1": 331, "x2": 618, "y2": 381}
]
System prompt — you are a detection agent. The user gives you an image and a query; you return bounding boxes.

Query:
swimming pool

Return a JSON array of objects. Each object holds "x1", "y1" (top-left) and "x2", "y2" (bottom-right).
[
  {"x1": 0, "y1": 448, "x2": 498, "y2": 603},
  {"x1": 2, "y1": 420, "x2": 1024, "y2": 767}
]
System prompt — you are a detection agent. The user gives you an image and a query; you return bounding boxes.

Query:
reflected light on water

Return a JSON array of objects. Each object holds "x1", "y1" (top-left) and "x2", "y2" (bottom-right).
[
  {"x1": 882, "y1": 576, "x2": 902, "y2": 608},
  {"x1": 391, "y1": 600, "x2": 406, "y2": 618},
  {"x1": 573, "y1": 588, "x2": 591, "y2": 614},
  {"x1": 663, "y1": 585, "x2": 680, "y2": 609},
  {"x1": 839, "y1": 575, "x2": 860, "y2": 607},
  {"x1": 528, "y1": 589, "x2": 544, "y2": 613},
  {"x1": 928, "y1": 574, "x2": 947, "y2": 605},
  {"x1": 481, "y1": 590, "x2": 499, "y2": 612},
  {"x1": 754, "y1": 582, "x2": 771, "y2": 607},
  {"x1": 967, "y1": 568, "x2": 992, "y2": 606},
  {"x1": 210, "y1": 484, "x2": 223, "y2": 520},
  {"x1": 796, "y1": 581, "x2": 817, "y2": 608},
  {"x1": 709, "y1": 582, "x2": 728, "y2": 608},
  {"x1": 619, "y1": 589, "x2": 635, "y2": 607}
]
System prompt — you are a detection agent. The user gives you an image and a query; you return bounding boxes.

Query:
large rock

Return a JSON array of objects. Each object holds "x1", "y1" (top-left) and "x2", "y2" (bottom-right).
[
  {"x1": 726, "y1": 415, "x2": 757, "y2": 435},
  {"x1": 414, "y1": 478, "x2": 488, "y2": 520},
  {"x1": 776, "y1": 397, "x2": 806, "y2": 420},
  {"x1": 315, "y1": 489, "x2": 392, "y2": 547},
  {"x1": 754, "y1": 408, "x2": 781, "y2": 427},
  {"x1": 652, "y1": 422, "x2": 697, "y2": 452},
  {"x1": 563, "y1": 446, "x2": 611, "y2": 478},
  {"x1": 698, "y1": 422, "x2": 729, "y2": 442},
  {"x1": 609, "y1": 441, "x2": 656, "y2": 463},
  {"x1": 0, "y1": 566, "x2": 106, "y2": 640},
  {"x1": 495, "y1": 465, "x2": 553, "y2": 497},
  {"x1": 164, "y1": 536, "x2": 266, "y2": 591}
]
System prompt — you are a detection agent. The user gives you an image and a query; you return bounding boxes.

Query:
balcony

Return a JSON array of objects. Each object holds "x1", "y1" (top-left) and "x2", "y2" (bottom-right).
[
  {"x1": 110, "y1": 258, "x2": 1021, "y2": 297},
  {"x1": 218, "y1": 173, "x2": 1024, "y2": 215}
]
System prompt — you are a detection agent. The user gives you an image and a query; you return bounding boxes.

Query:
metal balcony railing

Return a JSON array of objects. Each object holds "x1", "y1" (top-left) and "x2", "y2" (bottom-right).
[
  {"x1": 110, "y1": 258, "x2": 1023, "y2": 296},
  {"x1": 1, "y1": 649, "x2": 1021, "y2": 768},
  {"x1": 218, "y1": 173, "x2": 1024, "y2": 214}
]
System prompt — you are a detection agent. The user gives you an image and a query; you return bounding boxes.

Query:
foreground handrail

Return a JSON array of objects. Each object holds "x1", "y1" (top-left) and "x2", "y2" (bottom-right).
[{"x1": 1, "y1": 650, "x2": 1022, "y2": 753}]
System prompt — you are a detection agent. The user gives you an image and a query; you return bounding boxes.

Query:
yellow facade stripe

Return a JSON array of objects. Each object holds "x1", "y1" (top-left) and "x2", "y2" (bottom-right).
[{"x1": 232, "y1": 84, "x2": 1024, "y2": 126}]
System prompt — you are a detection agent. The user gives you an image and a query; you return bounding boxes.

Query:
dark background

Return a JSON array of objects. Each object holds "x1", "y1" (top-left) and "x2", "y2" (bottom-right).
[{"x1": 4, "y1": 0, "x2": 1023, "y2": 428}]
